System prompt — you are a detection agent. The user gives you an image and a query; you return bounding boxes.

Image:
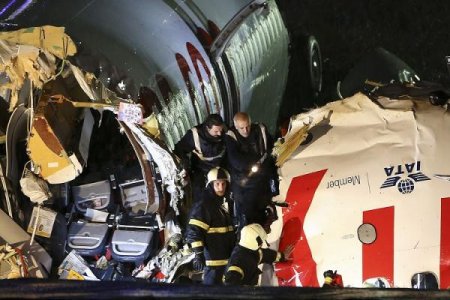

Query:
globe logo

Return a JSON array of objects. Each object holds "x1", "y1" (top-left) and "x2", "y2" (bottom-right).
[{"x1": 397, "y1": 178, "x2": 415, "y2": 194}]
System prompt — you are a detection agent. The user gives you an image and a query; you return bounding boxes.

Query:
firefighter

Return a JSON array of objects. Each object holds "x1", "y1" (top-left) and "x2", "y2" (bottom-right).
[
  {"x1": 224, "y1": 112, "x2": 279, "y2": 229},
  {"x1": 174, "y1": 113, "x2": 227, "y2": 200},
  {"x1": 184, "y1": 167, "x2": 236, "y2": 284},
  {"x1": 223, "y1": 203, "x2": 293, "y2": 286}
]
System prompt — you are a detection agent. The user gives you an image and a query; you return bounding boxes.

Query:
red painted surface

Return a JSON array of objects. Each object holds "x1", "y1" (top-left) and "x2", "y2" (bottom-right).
[
  {"x1": 362, "y1": 206, "x2": 394, "y2": 286},
  {"x1": 176, "y1": 42, "x2": 213, "y2": 121},
  {"x1": 186, "y1": 42, "x2": 212, "y2": 114},
  {"x1": 195, "y1": 19, "x2": 220, "y2": 47},
  {"x1": 196, "y1": 27, "x2": 213, "y2": 47},
  {"x1": 175, "y1": 52, "x2": 200, "y2": 123},
  {"x1": 276, "y1": 169, "x2": 327, "y2": 287},
  {"x1": 155, "y1": 74, "x2": 172, "y2": 106},
  {"x1": 207, "y1": 20, "x2": 220, "y2": 39},
  {"x1": 440, "y1": 197, "x2": 450, "y2": 288}
]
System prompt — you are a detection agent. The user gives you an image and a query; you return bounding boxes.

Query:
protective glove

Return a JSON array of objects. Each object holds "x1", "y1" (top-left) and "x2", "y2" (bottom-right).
[{"x1": 192, "y1": 252, "x2": 205, "y2": 271}]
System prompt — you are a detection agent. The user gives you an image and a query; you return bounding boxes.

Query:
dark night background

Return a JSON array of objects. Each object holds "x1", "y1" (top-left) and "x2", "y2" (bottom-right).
[
  {"x1": 2, "y1": 0, "x2": 450, "y2": 111},
  {"x1": 276, "y1": 0, "x2": 450, "y2": 108}
]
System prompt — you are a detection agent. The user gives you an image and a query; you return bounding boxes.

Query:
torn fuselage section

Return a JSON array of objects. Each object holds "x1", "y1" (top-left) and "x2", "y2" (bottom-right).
[
  {"x1": 0, "y1": 26, "x2": 186, "y2": 280},
  {"x1": 28, "y1": 77, "x2": 88, "y2": 184},
  {"x1": 273, "y1": 92, "x2": 450, "y2": 288}
]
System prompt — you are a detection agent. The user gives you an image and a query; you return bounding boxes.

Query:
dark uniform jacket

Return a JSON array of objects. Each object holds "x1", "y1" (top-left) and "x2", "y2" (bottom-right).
[
  {"x1": 174, "y1": 123, "x2": 226, "y2": 178},
  {"x1": 184, "y1": 188, "x2": 236, "y2": 268},
  {"x1": 223, "y1": 245, "x2": 282, "y2": 286},
  {"x1": 225, "y1": 123, "x2": 278, "y2": 226},
  {"x1": 224, "y1": 123, "x2": 277, "y2": 189}
]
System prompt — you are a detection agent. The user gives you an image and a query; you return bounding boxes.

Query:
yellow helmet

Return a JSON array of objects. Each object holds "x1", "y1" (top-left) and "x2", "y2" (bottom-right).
[
  {"x1": 206, "y1": 167, "x2": 230, "y2": 187},
  {"x1": 238, "y1": 223, "x2": 267, "y2": 251}
]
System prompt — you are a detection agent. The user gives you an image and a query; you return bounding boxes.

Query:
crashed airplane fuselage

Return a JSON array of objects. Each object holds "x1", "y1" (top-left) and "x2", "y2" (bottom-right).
[
  {"x1": 1, "y1": 0, "x2": 290, "y2": 211},
  {"x1": 0, "y1": 0, "x2": 291, "y2": 282},
  {"x1": 1, "y1": 0, "x2": 450, "y2": 293},
  {"x1": 273, "y1": 93, "x2": 450, "y2": 289}
]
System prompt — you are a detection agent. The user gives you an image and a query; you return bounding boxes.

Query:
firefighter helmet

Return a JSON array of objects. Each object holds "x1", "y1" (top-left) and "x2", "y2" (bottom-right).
[
  {"x1": 238, "y1": 223, "x2": 267, "y2": 251},
  {"x1": 206, "y1": 167, "x2": 230, "y2": 187}
]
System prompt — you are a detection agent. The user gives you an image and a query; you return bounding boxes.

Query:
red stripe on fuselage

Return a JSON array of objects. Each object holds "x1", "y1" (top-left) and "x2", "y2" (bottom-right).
[
  {"x1": 276, "y1": 169, "x2": 327, "y2": 287},
  {"x1": 362, "y1": 206, "x2": 394, "y2": 286},
  {"x1": 440, "y1": 197, "x2": 450, "y2": 288},
  {"x1": 175, "y1": 52, "x2": 200, "y2": 123},
  {"x1": 187, "y1": 42, "x2": 211, "y2": 115}
]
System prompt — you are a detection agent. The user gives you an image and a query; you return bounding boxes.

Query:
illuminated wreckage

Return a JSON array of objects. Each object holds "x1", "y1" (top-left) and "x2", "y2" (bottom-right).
[
  {"x1": 0, "y1": 26, "x2": 191, "y2": 282},
  {"x1": 272, "y1": 89, "x2": 450, "y2": 289},
  {"x1": 2, "y1": 25, "x2": 450, "y2": 288}
]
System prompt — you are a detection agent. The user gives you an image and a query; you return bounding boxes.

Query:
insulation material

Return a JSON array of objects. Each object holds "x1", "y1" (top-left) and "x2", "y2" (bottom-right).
[
  {"x1": 0, "y1": 26, "x2": 77, "y2": 111},
  {"x1": 273, "y1": 93, "x2": 450, "y2": 288},
  {"x1": 142, "y1": 113, "x2": 161, "y2": 138},
  {"x1": 0, "y1": 40, "x2": 57, "y2": 110},
  {"x1": 273, "y1": 121, "x2": 311, "y2": 167},
  {"x1": 0, "y1": 26, "x2": 76, "y2": 59},
  {"x1": 126, "y1": 122, "x2": 184, "y2": 215},
  {"x1": 28, "y1": 116, "x2": 81, "y2": 184},
  {"x1": 67, "y1": 63, "x2": 124, "y2": 105}
]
